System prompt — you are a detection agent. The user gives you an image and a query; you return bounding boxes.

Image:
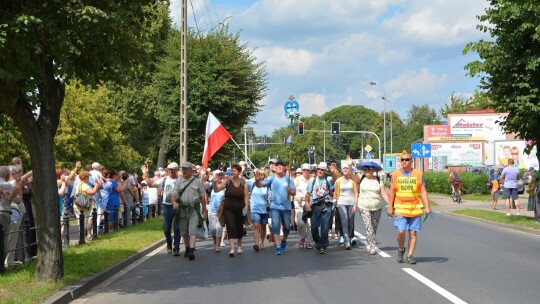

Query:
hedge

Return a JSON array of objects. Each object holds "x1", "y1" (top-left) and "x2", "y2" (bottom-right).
[{"x1": 423, "y1": 172, "x2": 490, "y2": 195}]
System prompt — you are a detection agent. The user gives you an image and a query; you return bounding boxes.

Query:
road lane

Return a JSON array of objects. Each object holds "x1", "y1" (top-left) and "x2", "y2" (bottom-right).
[{"x1": 76, "y1": 212, "x2": 540, "y2": 304}]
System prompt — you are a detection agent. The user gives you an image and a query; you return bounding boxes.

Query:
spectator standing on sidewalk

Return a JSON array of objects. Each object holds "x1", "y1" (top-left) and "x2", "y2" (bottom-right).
[
  {"x1": 500, "y1": 159, "x2": 521, "y2": 216},
  {"x1": 387, "y1": 151, "x2": 431, "y2": 264}
]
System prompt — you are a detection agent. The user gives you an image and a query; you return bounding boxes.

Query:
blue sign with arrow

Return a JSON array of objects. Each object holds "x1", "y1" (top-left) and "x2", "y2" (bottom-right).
[{"x1": 411, "y1": 143, "x2": 431, "y2": 158}]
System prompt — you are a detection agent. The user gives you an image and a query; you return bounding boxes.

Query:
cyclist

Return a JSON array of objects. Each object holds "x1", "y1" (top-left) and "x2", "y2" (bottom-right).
[{"x1": 448, "y1": 169, "x2": 461, "y2": 199}]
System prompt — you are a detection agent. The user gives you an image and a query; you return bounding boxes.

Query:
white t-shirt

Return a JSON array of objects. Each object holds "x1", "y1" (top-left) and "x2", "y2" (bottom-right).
[
  {"x1": 157, "y1": 176, "x2": 178, "y2": 205},
  {"x1": 147, "y1": 187, "x2": 158, "y2": 205},
  {"x1": 336, "y1": 178, "x2": 355, "y2": 206},
  {"x1": 358, "y1": 177, "x2": 384, "y2": 211}
]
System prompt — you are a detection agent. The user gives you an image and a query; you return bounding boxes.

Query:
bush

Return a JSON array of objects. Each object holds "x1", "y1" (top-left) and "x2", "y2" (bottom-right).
[{"x1": 424, "y1": 172, "x2": 490, "y2": 195}]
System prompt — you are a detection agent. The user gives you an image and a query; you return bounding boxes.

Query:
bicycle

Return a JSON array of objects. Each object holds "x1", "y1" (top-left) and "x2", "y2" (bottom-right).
[{"x1": 451, "y1": 182, "x2": 462, "y2": 204}]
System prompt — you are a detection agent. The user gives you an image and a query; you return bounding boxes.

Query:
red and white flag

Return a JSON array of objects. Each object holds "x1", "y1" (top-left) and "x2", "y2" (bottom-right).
[{"x1": 202, "y1": 112, "x2": 232, "y2": 168}]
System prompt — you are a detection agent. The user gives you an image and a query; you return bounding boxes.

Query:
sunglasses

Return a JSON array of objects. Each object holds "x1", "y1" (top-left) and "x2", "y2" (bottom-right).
[
  {"x1": 364, "y1": 167, "x2": 375, "y2": 171},
  {"x1": 401, "y1": 158, "x2": 412, "y2": 162}
]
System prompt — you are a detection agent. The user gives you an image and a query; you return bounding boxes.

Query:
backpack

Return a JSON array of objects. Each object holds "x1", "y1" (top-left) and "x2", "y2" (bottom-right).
[{"x1": 451, "y1": 172, "x2": 460, "y2": 182}]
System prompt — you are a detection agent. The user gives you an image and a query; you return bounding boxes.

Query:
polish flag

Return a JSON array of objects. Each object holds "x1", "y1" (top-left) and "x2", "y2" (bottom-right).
[{"x1": 202, "y1": 112, "x2": 232, "y2": 168}]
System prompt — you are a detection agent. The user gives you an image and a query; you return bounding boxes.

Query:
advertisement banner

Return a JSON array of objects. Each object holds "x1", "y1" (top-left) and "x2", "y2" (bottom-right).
[
  {"x1": 448, "y1": 114, "x2": 507, "y2": 141},
  {"x1": 430, "y1": 142, "x2": 484, "y2": 166},
  {"x1": 494, "y1": 140, "x2": 538, "y2": 169}
]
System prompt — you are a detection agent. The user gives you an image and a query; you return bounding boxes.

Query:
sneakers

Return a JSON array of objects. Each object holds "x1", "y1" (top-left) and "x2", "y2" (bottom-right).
[
  {"x1": 369, "y1": 248, "x2": 377, "y2": 255},
  {"x1": 237, "y1": 247, "x2": 243, "y2": 254},
  {"x1": 173, "y1": 248, "x2": 180, "y2": 257},
  {"x1": 339, "y1": 236, "x2": 345, "y2": 245},
  {"x1": 253, "y1": 244, "x2": 260, "y2": 252},
  {"x1": 167, "y1": 245, "x2": 172, "y2": 254},
  {"x1": 350, "y1": 238, "x2": 357, "y2": 246},
  {"x1": 298, "y1": 239, "x2": 305, "y2": 248},
  {"x1": 304, "y1": 242, "x2": 313, "y2": 249},
  {"x1": 215, "y1": 246, "x2": 221, "y2": 253},
  {"x1": 314, "y1": 243, "x2": 320, "y2": 251},
  {"x1": 188, "y1": 248, "x2": 195, "y2": 260},
  {"x1": 397, "y1": 248, "x2": 405, "y2": 263},
  {"x1": 345, "y1": 243, "x2": 351, "y2": 250},
  {"x1": 319, "y1": 247, "x2": 326, "y2": 254},
  {"x1": 275, "y1": 246, "x2": 284, "y2": 255},
  {"x1": 184, "y1": 247, "x2": 190, "y2": 258},
  {"x1": 229, "y1": 250, "x2": 234, "y2": 257},
  {"x1": 280, "y1": 240, "x2": 287, "y2": 252},
  {"x1": 405, "y1": 255, "x2": 416, "y2": 264},
  {"x1": 220, "y1": 241, "x2": 226, "y2": 247}
]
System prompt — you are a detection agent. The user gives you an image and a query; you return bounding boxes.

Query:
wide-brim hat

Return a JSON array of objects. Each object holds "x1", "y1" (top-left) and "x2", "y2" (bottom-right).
[{"x1": 356, "y1": 161, "x2": 383, "y2": 172}]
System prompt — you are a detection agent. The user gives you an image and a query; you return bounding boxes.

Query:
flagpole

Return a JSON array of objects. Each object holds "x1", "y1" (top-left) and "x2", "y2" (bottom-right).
[{"x1": 230, "y1": 137, "x2": 255, "y2": 169}]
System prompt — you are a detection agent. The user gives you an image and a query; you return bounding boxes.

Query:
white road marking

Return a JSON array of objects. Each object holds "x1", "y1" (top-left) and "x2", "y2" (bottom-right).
[
  {"x1": 353, "y1": 231, "x2": 391, "y2": 257},
  {"x1": 403, "y1": 268, "x2": 468, "y2": 304}
]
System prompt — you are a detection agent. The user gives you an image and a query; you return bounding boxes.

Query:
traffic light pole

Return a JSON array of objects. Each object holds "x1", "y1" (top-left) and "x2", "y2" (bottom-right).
[{"x1": 303, "y1": 130, "x2": 382, "y2": 166}]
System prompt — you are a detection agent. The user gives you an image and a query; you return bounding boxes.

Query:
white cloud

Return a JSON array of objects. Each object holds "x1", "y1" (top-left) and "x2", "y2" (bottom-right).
[
  {"x1": 254, "y1": 47, "x2": 318, "y2": 76},
  {"x1": 297, "y1": 93, "x2": 329, "y2": 116},
  {"x1": 385, "y1": 68, "x2": 448, "y2": 98}
]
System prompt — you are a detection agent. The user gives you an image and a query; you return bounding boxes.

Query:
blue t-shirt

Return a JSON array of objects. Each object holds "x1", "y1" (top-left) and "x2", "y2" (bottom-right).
[
  {"x1": 99, "y1": 180, "x2": 112, "y2": 210},
  {"x1": 306, "y1": 176, "x2": 334, "y2": 202},
  {"x1": 261, "y1": 175, "x2": 296, "y2": 211},
  {"x1": 107, "y1": 180, "x2": 120, "y2": 210},
  {"x1": 208, "y1": 189, "x2": 225, "y2": 213},
  {"x1": 250, "y1": 183, "x2": 269, "y2": 214}
]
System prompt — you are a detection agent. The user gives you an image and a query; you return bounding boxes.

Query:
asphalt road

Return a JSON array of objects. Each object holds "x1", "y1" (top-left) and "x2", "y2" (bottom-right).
[{"x1": 73, "y1": 210, "x2": 540, "y2": 304}]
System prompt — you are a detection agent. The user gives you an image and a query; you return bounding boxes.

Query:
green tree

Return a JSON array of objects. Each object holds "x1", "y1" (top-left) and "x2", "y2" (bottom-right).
[
  {"x1": 0, "y1": 1, "x2": 169, "y2": 281},
  {"x1": 439, "y1": 91, "x2": 494, "y2": 117},
  {"x1": 149, "y1": 26, "x2": 267, "y2": 165},
  {"x1": 0, "y1": 113, "x2": 29, "y2": 164},
  {"x1": 464, "y1": 0, "x2": 540, "y2": 158},
  {"x1": 55, "y1": 82, "x2": 141, "y2": 168},
  {"x1": 406, "y1": 104, "x2": 441, "y2": 143}
]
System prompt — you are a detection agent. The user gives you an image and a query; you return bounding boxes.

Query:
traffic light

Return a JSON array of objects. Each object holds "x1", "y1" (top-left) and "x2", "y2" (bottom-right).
[
  {"x1": 331, "y1": 122, "x2": 340, "y2": 135},
  {"x1": 298, "y1": 122, "x2": 304, "y2": 135}
]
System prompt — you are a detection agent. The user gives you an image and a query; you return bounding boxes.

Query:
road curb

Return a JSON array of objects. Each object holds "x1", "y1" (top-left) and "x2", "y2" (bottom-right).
[
  {"x1": 43, "y1": 239, "x2": 166, "y2": 304},
  {"x1": 443, "y1": 211, "x2": 540, "y2": 236}
]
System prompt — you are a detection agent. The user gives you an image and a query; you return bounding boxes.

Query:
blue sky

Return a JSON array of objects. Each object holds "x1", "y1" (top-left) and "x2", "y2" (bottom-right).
[{"x1": 170, "y1": 0, "x2": 489, "y2": 136}]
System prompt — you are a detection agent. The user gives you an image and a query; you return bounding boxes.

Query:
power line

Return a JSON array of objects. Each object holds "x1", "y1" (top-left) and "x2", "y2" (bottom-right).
[{"x1": 188, "y1": 0, "x2": 201, "y2": 35}]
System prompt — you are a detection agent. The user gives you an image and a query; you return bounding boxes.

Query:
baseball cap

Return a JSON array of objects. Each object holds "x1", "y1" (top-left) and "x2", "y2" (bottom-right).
[
  {"x1": 181, "y1": 161, "x2": 194, "y2": 168},
  {"x1": 167, "y1": 162, "x2": 179, "y2": 169},
  {"x1": 275, "y1": 159, "x2": 285, "y2": 166},
  {"x1": 317, "y1": 162, "x2": 328, "y2": 170},
  {"x1": 91, "y1": 162, "x2": 100, "y2": 169}
]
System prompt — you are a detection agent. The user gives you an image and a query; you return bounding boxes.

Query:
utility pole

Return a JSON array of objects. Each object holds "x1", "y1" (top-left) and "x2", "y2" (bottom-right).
[{"x1": 179, "y1": 0, "x2": 188, "y2": 163}]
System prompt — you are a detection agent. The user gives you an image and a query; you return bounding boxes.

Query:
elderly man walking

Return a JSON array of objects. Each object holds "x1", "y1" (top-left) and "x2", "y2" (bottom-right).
[
  {"x1": 500, "y1": 158, "x2": 521, "y2": 216},
  {"x1": 305, "y1": 162, "x2": 334, "y2": 254},
  {"x1": 171, "y1": 162, "x2": 207, "y2": 260}
]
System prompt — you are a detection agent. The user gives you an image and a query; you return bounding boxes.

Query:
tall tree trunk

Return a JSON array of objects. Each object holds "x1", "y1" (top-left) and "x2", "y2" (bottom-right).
[
  {"x1": 157, "y1": 134, "x2": 169, "y2": 168},
  {"x1": 0, "y1": 59, "x2": 65, "y2": 280}
]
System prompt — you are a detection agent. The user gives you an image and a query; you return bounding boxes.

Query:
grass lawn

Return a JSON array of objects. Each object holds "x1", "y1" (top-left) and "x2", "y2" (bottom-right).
[
  {"x1": 0, "y1": 217, "x2": 164, "y2": 304},
  {"x1": 451, "y1": 209, "x2": 540, "y2": 229}
]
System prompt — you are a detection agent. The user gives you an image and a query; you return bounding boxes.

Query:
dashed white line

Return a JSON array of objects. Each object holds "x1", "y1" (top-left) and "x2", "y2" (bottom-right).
[{"x1": 403, "y1": 268, "x2": 468, "y2": 304}]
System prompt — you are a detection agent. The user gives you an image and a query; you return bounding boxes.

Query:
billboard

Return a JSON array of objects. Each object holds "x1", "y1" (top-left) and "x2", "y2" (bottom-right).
[
  {"x1": 429, "y1": 142, "x2": 484, "y2": 166},
  {"x1": 494, "y1": 140, "x2": 538, "y2": 169},
  {"x1": 447, "y1": 114, "x2": 507, "y2": 141}
]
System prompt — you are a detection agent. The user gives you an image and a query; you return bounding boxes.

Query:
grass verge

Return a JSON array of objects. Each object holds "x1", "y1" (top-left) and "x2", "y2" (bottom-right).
[
  {"x1": 451, "y1": 209, "x2": 540, "y2": 229},
  {"x1": 0, "y1": 217, "x2": 164, "y2": 304}
]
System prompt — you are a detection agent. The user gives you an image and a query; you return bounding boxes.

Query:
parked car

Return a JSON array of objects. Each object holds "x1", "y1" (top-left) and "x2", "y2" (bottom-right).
[{"x1": 483, "y1": 165, "x2": 525, "y2": 194}]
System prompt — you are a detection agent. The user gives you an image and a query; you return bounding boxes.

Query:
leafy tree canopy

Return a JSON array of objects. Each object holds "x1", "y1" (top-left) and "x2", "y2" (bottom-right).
[{"x1": 464, "y1": 0, "x2": 540, "y2": 155}]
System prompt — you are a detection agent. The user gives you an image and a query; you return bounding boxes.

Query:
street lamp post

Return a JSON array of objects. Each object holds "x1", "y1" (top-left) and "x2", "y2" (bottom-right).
[
  {"x1": 382, "y1": 96, "x2": 393, "y2": 155},
  {"x1": 370, "y1": 82, "x2": 386, "y2": 168}
]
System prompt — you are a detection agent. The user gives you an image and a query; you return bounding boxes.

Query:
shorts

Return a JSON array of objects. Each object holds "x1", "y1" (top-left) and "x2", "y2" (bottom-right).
[
  {"x1": 502, "y1": 187, "x2": 518, "y2": 200},
  {"x1": 492, "y1": 190, "x2": 500, "y2": 200},
  {"x1": 251, "y1": 212, "x2": 269, "y2": 225},
  {"x1": 394, "y1": 216, "x2": 421, "y2": 232}
]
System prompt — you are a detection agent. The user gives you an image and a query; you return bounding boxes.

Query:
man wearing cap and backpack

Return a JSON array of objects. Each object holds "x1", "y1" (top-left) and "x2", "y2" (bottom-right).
[
  {"x1": 305, "y1": 162, "x2": 334, "y2": 254},
  {"x1": 141, "y1": 162, "x2": 182, "y2": 256}
]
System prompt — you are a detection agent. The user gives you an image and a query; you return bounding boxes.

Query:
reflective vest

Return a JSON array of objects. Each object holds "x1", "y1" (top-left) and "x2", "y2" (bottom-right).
[{"x1": 392, "y1": 169, "x2": 424, "y2": 217}]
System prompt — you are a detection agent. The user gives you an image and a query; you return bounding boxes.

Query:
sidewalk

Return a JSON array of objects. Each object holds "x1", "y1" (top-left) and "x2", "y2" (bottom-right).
[{"x1": 429, "y1": 193, "x2": 535, "y2": 218}]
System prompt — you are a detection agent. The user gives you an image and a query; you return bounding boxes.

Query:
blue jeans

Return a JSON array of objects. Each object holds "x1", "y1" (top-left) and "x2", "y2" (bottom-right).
[
  {"x1": 162, "y1": 204, "x2": 180, "y2": 249},
  {"x1": 270, "y1": 209, "x2": 291, "y2": 235},
  {"x1": 310, "y1": 203, "x2": 333, "y2": 248}
]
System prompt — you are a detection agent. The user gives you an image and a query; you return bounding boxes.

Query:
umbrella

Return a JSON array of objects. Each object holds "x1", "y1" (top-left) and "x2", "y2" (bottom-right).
[{"x1": 356, "y1": 161, "x2": 383, "y2": 172}]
